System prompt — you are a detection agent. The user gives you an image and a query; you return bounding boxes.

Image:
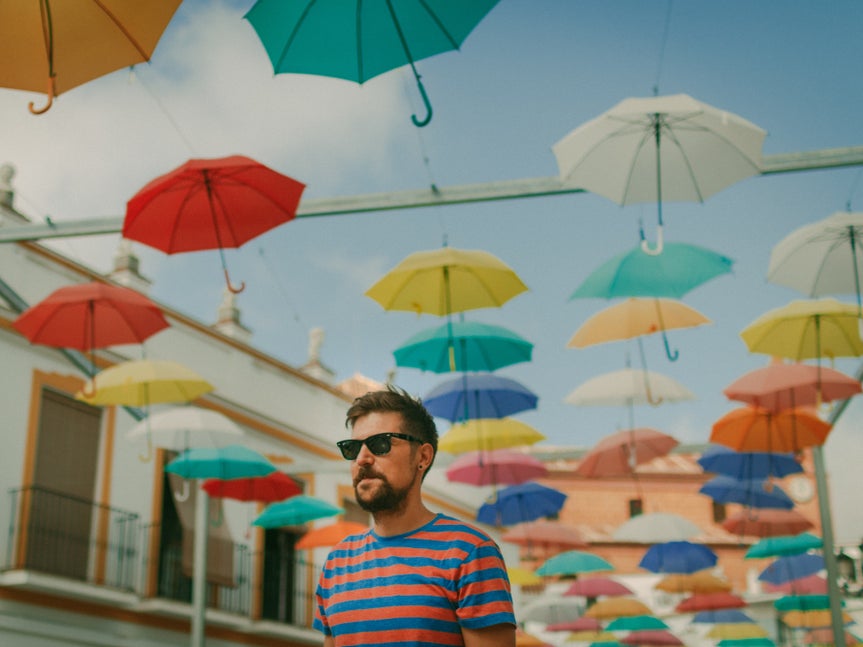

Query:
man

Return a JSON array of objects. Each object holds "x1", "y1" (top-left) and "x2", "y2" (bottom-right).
[{"x1": 313, "y1": 386, "x2": 516, "y2": 646}]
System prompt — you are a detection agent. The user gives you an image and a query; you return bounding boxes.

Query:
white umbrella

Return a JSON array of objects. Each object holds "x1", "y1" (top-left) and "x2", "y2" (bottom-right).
[
  {"x1": 519, "y1": 594, "x2": 585, "y2": 625},
  {"x1": 552, "y1": 93, "x2": 765, "y2": 253},
  {"x1": 127, "y1": 406, "x2": 244, "y2": 450},
  {"x1": 565, "y1": 368, "x2": 695, "y2": 408},
  {"x1": 613, "y1": 512, "x2": 702, "y2": 543}
]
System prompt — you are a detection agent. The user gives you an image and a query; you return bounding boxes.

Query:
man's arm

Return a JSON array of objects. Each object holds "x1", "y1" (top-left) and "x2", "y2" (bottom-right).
[{"x1": 463, "y1": 623, "x2": 516, "y2": 647}]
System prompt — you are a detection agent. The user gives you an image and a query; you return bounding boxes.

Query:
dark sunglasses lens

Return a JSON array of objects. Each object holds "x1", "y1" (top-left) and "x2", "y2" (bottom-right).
[
  {"x1": 366, "y1": 434, "x2": 392, "y2": 456},
  {"x1": 339, "y1": 440, "x2": 361, "y2": 460}
]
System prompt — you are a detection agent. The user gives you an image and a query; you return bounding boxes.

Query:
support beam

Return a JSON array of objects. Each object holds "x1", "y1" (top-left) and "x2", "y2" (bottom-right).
[{"x1": 1, "y1": 145, "x2": 862, "y2": 243}]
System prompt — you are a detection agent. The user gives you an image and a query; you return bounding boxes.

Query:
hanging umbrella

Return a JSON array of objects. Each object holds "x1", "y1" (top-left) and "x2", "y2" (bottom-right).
[
  {"x1": 783, "y1": 609, "x2": 854, "y2": 629},
  {"x1": 709, "y1": 406, "x2": 832, "y2": 453},
  {"x1": 518, "y1": 595, "x2": 585, "y2": 625},
  {"x1": 424, "y1": 373, "x2": 538, "y2": 422},
  {"x1": 201, "y1": 471, "x2": 302, "y2": 502},
  {"x1": 582, "y1": 596, "x2": 652, "y2": 619},
  {"x1": 722, "y1": 508, "x2": 815, "y2": 538},
  {"x1": 476, "y1": 481, "x2": 566, "y2": 526},
  {"x1": 767, "y1": 211, "x2": 863, "y2": 314},
  {"x1": 536, "y1": 550, "x2": 614, "y2": 577},
  {"x1": 745, "y1": 533, "x2": 823, "y2": 559},
  {"x1": 675, "y1": 592, "x2": 747, "y2": 612},
  {"x1": 723, "y1": 359, "x2": 861, "y2": 412},
  {"x1": 764, "y1": 573, "x2": 828, "y2": 595},
  {"x1": 706, "y1": 624, "x2": 769, "y2": 640},
  {"x1": 774, "y1": 595, "x2": 832, "y2": 612},
  {"x1": 244, "y1": 0, "x2": 499, "y2": 127},
  {"x1": 571, "y1": 241, "x2": 734, "y2": 299},
  {"x1": 515, "y1": 628, "x2": 552, "y2": 647},
  {"x1": 438, "y1": 418, "x2": 545, "y2": 454},
  {"x1": 507, "y1": 566, "x2": 543, "y2": 587},
  {"x1": 567, "y1": 631, "x2": 618, "y2": 643},
  {"x1": 564, "y1": 576, "x2": 633, "y2": 598},
  {"x1": 0, "y1": 1, "x2": 181, "y2": 114},
  {"x1": 606, "y1": 615, "x2": 669, "y2": 631},
  {"x1": 553, "y1": 94, "x2": 764, "y2": 253},
  {"x1": 565, "y1": 367, "x2": 696, "y2": 408},
  {"x1": 575, "y1": 428, "x2": 679, "y2": 477},
  {"x1": 692, "y1": 609, "x2": 755, "y2": 624},
  {"x1": 126, "y1": 406, "x2": 243, "y2": 451},
  {"x1": 639, "y1": 541, "x2": 718, "y2": 574},
  {"x1": 123, "y1": 155, "x2": 306, "y2": 293},
  {"x1": 545, "y1": 617, "x2": 602, "y2": 633},
  {"x1": 655, "y1": 571, "x2": 733, "y2": 594},
  {"x1": 697, "y1": 444, "x2": 803, "y2": 479},
  {"x1": 445, "y1": 449, "x2": 547, "y2": 486},
  {"x1": 759, "y1": 554, "x2": 826, "y2": 586},
  {"x1": 804, "y1": 628, "x2": 862, "y2": 646},
  {"x1": 165, "y1": 445, "x2": 276, "y2": 481},
  {"x1": 252, "y1": 495, "x2": 344, "y2": 528},
  {"x1": 501, "y1": 519, "x2": 588, "y2": 552},
  {"x1": 567, "y1": 297, "x2": 711, "y2": 361},
  {"x1": 717, "y1": 640, "x2": 776, "y2": 647},
  {"x1": 699, "y1": 475, "x2": 795, "y2": 510},
  {"x1": 613, "y1": 513, "x2": 702, "y2": 543},
  {"x1": 295, "y1": 520, "x2": 368, "y2": 549},
  {"x1": 620, "y1": 629, "x2": 684, "y2": 646},
  {"x1": 76, "y1": 359, "x2": 214, "y2": 406},
  {"x1": 394, "y1": 320, "x2": 533, "y2": 373}
]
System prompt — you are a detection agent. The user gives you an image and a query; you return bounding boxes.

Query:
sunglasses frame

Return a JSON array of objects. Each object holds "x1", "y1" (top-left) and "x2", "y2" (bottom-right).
[{"x1": 337, "y1": 432, "x2": 422, "y2": 460}]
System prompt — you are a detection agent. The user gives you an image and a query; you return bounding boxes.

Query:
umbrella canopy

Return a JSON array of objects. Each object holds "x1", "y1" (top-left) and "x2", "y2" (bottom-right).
[
  {"x1": 783, "y1": 609, "x2": 854, "y2": 629},
  {"x1": 804, "y1": 628, "x2": 862, "y2": 646},
  {"x1": 438, "y1": 418, "x2": 545, "y2": 454},
  {"x1": 571, "y1": 241, "x2": 734, "y2": 300},
  {"x1": 244, "y1": 0, "x2": 499, "y2": 127},
  {"x1": 424, "y1": 373, "x2": 538, "y2": 422},
  {"x1": 740, "y1": 298, "x2": 863, "y2": 361},
  {"x1": 723, "y1": 359, "x2": 862, "y2": 412},
  {"x1": 553, "y1": 93, "x2": 764, "y2": 251},
  {"x1": 567, "y1": 631, "x2": 617, "y2": 643},
  {"x1": 583, "y1": 596, "x2": 652, "y2": 619},
  {"x1": 365, "y1": 246, "x2": 528, "y2": 316},
  {"x1": 394, "y1": 320, "x2": 533, "y2": 373},
  {"x1": 763, "y1": 573, "x2": 828, "y2": 595},
  {"x1": 77, "y1": 359, "x2": 214, "y2": 406},
  {"x1": 515, "y1": 628, "x2": 552, "y2": 647},
  {"x1": 745, "y1": 533, "x2": 823, "y2": 559},
  {"x1": 476, "y1": 481, "x2": 566, "y2": 526},
  {"x1": 697, "y1": 444, "x2": 803, "y2": 479},
  {"x1": 575, "y1": 428, "x2": 679, "y2": 477},
  {"x1": 201, "y1": 471, "x2": 301, "y2": 502},
  {"x1": 655, "y1": 571, "x2": 733, "y2": 594},
  {"x1": 564, "y1": 576, "x2": 633, "y2": 598},
  {"x1": 0, "y1": 1, "x2": 181, "y2": 113},
  {"x1": 445, "y1": 449, "x2": 547, "y2": 486},
  {"x1": 545, "y1": 617, "x2": 602, "y2": 633},
  {"x1": 252, "y1": 495, "x2": 344, "y2": 528},
  {"x1": 774, "y1": 595, "x2": 833, "y2": 612},
  {"x1": 165, "y1": 444, "x2": 276, "y2": 480},
  {"x1": 126, "y1": 406, "x2": 243, "y2": 450},
  {"x1": 717, "y1": 640, "x2": 776, "y2": 647},
  {"x1": 699, "y1": 475, "x2": 795, "y2": 510},
  {"x1": 675, "y1": 592, "x2": 747, "y2": 612},
  {"x1": 620, "y1": 629, "x2": 683, "y2": 646},
  {"x1": 606, "y1": 615, "x2": 669, "y2": 631},
  {"x1": 13, "y1": 281, "x2": 169, "y2": 353},
  {"x1": 295, "y1": 520, "x2": 368, "y2": 549},
  {"x1": 639, "y1": 541, "x2": 718, "y2": 574},
  {"x1": 536, "y1": 550, "x2": 614, "y2": 577},
  {"x1": 613, "y1": 512, "x2": 702, "y2": 543},
  {"x1": 759, "y1": 554, "x2": 825, "y2": 586},
  {"x1": 709, "y1": 406, "x2": 832, "y2": 453},
  {"x1": 565, "y1": 368, "x2": 696, "y2": 408},
  {"x1": 124, "y1": 156, "x2": 306, "y2": 260},
  {"x1": 706, "y1": 624, "x2": 769, "y2": 640},
  {"x1": 507, "y1": 567, "x2": 543, "y2": 587},
  {"x1": 501, "y1": 519, "x2": 588, "y2": 551},
  {"x1": 518, "y1": 595, "x2": 585, "y2": 625},
  {"x1": 722, "y1": 509, "x2": 815, "y2": 538},
  {"x1": 693, "y1": 609, "x2": 755, "y2": 624}
]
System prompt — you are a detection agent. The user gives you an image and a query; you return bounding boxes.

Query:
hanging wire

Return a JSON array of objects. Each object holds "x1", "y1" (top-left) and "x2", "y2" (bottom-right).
[
  {"x1": 846, "y1": 167, "x2": 863, "y2": 211},
  {"x1": 129, "y1": 66, "x2": 198, "y2": 156},
  {"x1": 652, "y1": 0, "x2": 675, "y2": 96},
  {"x1": 256, "y1": 247, "x2": 306, "y2": 333}
]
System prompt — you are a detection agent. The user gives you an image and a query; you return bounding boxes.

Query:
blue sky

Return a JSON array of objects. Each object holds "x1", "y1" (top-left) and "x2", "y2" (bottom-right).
[{"x1": 2, "y1": 0, "x2": 863, "y2": 540}]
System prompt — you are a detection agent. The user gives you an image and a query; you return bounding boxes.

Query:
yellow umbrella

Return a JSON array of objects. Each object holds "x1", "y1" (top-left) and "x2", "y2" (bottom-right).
[
  {"x1": 740, "y1": 298, "x2": 863, "y2": 360},
  {"x1": 707, "y1": 623, "x2": 769, "y2": 639},
  {"x1": 655, "y1": 570, "x2": 733, "y2": 594},
  {"x1": 783, "y1": 609, "x2": 854, "y2": 629},
  {"x1": 565, "y1": 630, "x2": 616, "y2": 642},
  {"x1": 516, "y1": 628, "x2": 551, "y2": 646},
  {"x1": 438, "y1": 418, "x2": 545, "y2": 454},
  {"x1": 507, "y1": 566, "x2": 543, "y2": 586},
  {"x1": 365, "y1": 247, "x2": 528, "y2": 316},
  {"x1": 583, "y1": 596, "x2": 653, "y2": 619},
  {"x1": 76, "y1": 359, "x2": 214, "y2": 406}
]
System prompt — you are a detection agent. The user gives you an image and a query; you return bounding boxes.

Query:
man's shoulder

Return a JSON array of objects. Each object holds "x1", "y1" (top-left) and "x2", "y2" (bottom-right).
[{"x1": 430, "y1": 513, "x2": 498, "y2": 544}]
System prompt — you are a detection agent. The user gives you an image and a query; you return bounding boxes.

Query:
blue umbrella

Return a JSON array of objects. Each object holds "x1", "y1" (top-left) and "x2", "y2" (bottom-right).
[
  {"x1": 693, "y1": 609, "x2": 755, "y2": 624},
  {"x1": 476, "y1": 481, "x2": 566, "y2": 526},
  {"x1": 759, "y1": 553, "x2": 825, "y2": 585},
  {"x1": 697, "y1": 444, "x2": 803, "y2": 479},
  {"x1": 536, "y1": 549, "x2": 614, "y2": 577},
  {"x1": 699, "y1": 475, "x2": 794, "y2": 509},
  {"x1": 745, "y1": 532, "x2": 823, "y2": 559},
  {"x1": 424, "y1": 373, "x2": 538, "y2": 422},
  {"x1": 639, "y1": 541, "x2": 718, "y2": 574},
  {"x1": 253, "y1": 495, "x2": 344, "y2": 528},
  {"x1": 164, "y1": 444, "x2": 276, "y2": 480}
]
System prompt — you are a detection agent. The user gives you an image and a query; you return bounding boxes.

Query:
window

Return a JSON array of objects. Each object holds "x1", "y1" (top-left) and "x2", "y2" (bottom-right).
[
  {"x1": 712, "y1": 501, "x2": 726, "y2": 523},
  {"x1": 628, "y1": 498, "x2": 643, "y2": 518}
]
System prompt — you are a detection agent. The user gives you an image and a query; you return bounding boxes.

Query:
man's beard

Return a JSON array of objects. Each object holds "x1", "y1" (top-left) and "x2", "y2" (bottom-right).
[{"x1": 354, "y1": 468, "x2": 416, "y2": 514}]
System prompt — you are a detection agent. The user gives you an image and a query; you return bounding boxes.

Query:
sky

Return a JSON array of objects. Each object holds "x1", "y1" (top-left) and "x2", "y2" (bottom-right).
[{"x1": 2, "y1": 0, "x2": 863, "y2": 541}]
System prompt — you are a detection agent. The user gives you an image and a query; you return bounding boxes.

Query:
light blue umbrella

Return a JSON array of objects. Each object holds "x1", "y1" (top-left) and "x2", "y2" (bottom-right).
[
  {"x1": 699, "y1": 475, "x2": 794, "y2": 510},
  {"x1": 424, "y1": 373, "x2": 538, "y2": 422},
  {"x1": 536, "y1": 550, "x2": 613, "y2": 577},
  {"x1": 253, "y1": 495, "x2": 344, "y2": 528},
  {"x1": 745, "y1": 532, "x2": 823, "y2": 559},
  {"x1": 164, "y1": 444, "x2": 276, "y2": 480},
  {"x1": 697, "y1": 444, "x2": 803, "y2": 479}
]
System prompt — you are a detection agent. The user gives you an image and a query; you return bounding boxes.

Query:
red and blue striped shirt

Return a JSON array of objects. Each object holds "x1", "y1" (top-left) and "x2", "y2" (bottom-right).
[{"x1": 313, "y1": 513, "x2": 515, "y2": 646}]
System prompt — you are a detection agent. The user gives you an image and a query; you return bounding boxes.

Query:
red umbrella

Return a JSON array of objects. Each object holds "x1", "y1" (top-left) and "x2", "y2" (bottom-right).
[
  {"x1": 545, "y1": 617, "x2": 602, "y2": 633},
  {"x1": 675, "y1": 591, "x2": 747, "y2": 612},
  {"x1": 710, "y1": 406, "x2": 832, "y2": 453},
  {"x1": 722, "y1": 508, "x2": 815, "y2": 538},
  {"x1": 123, "y1": 155, "x2": 306, "y2": 293},
  {"x1": 564, "y1": 576, "x2": 633, "y2": 597},
  {"x1": 622, "y1": 629, "x2": 684, "y2": 646},
  {"x1": 501, "y1": 519, "x2": 588, "y2": 551},
  {"x1": 296, "y1": 520, "x2": 368, "y2": 549},
  {"x1": 201, "y1": 471, "x2": 302, "y2": 502},
  {"x1": 445, "y1": 449, "x2": 548, "y2": 486},
  {"x1": 575, "y1": 427, "x2": 679, "y2": 477},
  {"x1": 723, "y1": 359, "x2": 861, "y2": 411}
]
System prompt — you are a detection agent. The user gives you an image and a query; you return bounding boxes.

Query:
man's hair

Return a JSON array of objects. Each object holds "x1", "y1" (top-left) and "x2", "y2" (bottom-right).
[{"x1": 346, "y1": 385, "x2": 438, "y2": 466}]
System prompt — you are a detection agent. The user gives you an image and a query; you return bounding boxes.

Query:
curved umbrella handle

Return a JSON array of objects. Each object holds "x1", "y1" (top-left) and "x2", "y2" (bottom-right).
[
  {"x1": 138, "y1": 430, "x2": 153, "y2": 463},
  {"x1": 173, "y1": 480, "x2": 190, "y2": 502},
  {"x1": 210, "y1": 505, "x2": 224, "y2": 527},
  {"x1": 224, "y1": 267, "x2": 245, "y2": 294},
  {"x1": 29, "y1": 76, "x2": 56, "y2": 115},
  {"x1": 411, "y1": 74, "x2": 433, "y2": 128},
  {"x1": 662, "y1": 330, "x2": 679, "y2": 362},
  {"x1": 640, "y1": 224, "x2": 664, "y2": 256}
]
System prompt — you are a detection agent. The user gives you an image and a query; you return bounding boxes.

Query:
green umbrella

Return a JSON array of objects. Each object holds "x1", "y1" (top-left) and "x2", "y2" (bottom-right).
[
  {"x1": 253, "y1": 495, "x2": 344, "y2": 528},
  {"x1": 164, "y1": 445, "x2": 276, "y2": 480},
  {"x1": 606, "y1": 615, "x2": 669, "y2": 631},
  {"x1": 244, "y1": 0, "x2": 500, "y2": 127},
  {"x1": 716, "y1": 639, "x2": 776, "y2": 647},
  {"x1": 745, "y1": 532, "x2": 823, "y2": 559},
  {"x1": 536, "y1": 550, "x2": 613, "y2": 577}
]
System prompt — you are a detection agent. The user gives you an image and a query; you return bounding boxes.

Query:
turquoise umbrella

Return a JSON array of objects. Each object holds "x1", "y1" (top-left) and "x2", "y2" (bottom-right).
[
  {"x1": 164, "y1": 444, "x2": 276, "y2": 480},
  {"x1": 244, "y1": 0, "x2": 500, "y2": 127},
  {"x1": 774, "y1": 594, "x2": 834, "y2": 612},
  {"x1": 606, "y1": 615, "x2": 669, "y2": 631},
  {"x1": 536, "y1": 550, "x2": 613, "y2": 577},
  {"x1": 716, "y1": 640, "x2": 776, "y2": 647},
  {"x1": 745, "y1": 532, "x2": 823, "y2": 559},
  {"x1": 394, "y1": 320, "x2": 533, "y2": 373},
  {"x1": 253, "y1": 495, "x2": 344, "y2": 528}
]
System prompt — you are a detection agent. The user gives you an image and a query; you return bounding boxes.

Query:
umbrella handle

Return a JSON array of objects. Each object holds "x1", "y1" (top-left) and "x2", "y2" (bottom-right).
[
  {"x1": 410, "y1": 74, "x2": 433, "y2": 128},
  {"x1": 224, "y1": 267, "x2": 245, "y2": 294},
  {"x1": 173, "y1": 480, "x2": 190, "y2": 502},
  {"x1": 138, "y1": 431, "x2": 153, "y2": 463},
  {"x1": 28, "y1": 76, "x2": 56, "y2": 115},
  {"x1": 640, "y1": 224, "x2": 664, "y2": 256},
  {"x1": 210, "y1": 505, "x2": 224, "y2": 527},
  {"x1": 662, "y1": 330, "x2": 680, "y2": 362}
]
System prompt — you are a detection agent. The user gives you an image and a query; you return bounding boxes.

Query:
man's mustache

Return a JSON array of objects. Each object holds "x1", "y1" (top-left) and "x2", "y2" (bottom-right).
[{"x1": 354, "y1": 467, "x2": 386, "y2": 487}]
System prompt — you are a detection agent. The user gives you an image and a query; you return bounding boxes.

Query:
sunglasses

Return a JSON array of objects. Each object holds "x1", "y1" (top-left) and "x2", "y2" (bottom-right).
[{"x1": 337, "y1": 432, "x2": 422, "y2": 460}]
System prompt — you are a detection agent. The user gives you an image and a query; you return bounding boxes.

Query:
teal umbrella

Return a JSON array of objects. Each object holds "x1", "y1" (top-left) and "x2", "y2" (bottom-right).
[
  {"x1": 394, "y1": 320, "x2": 533, "y2": 373},
  {"x1": 570, "y1": 241, "x2": 734, "y2": 300},
  {"x1": 253, "y1": 495, "x2": 344, "y2": 528},
  {"x1": 244, "y1": 0, "x2": 500, "y2": 127},
  {"x1": 536, "y1": 550, "x2": 613, "y2": 577},
  {"x1": 164, "y1": 444, "x2": 276, "y2": 480},
  {"x1": 716, "y1": 640, "x2": 776, "y2": 647},
  {"x1": 745, "y1": 532, "x2": 823, "y2": 559},
  {"x1": 774, "y1": 594, "x2": 834, "y2": 612},
  {"x1": 606, "y1": 615, "x2": 669, "y2": 631}
]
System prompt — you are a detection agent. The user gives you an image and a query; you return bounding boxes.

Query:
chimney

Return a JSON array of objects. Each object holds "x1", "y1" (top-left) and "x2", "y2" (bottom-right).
[
  {"x1": 300, "y1": 327, "x2": 335, "y2": 383},
  {"x1": 108, "y1": 239, "x2": 152, "y2": 293},
  {"x1": 212, "y1": 287, "x2": 253, "y2": 344}
]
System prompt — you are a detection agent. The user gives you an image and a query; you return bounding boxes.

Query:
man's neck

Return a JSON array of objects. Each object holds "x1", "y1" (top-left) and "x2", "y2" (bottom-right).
[{"x1": 373, "y1": 504, "x2": 436, "y2": 537}]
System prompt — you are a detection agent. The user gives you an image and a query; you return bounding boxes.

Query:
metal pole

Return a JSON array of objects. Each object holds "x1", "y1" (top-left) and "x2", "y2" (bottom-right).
[{"x1": 191, "y1": 484, "x2": 208, "y2": 647}]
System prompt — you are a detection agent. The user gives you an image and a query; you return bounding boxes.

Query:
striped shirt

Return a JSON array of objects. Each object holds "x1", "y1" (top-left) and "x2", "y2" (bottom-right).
[{"x1": 313, "y1": 513, "x2": 515, "y2": 646}]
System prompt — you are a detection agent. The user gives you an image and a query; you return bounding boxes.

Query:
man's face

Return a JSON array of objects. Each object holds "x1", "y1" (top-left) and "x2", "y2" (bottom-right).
[{"x1": 350, "y1": 411, "x2": 422, "y2": 514}]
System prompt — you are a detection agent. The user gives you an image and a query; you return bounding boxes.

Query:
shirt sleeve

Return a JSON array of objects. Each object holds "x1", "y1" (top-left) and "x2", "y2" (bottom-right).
[{"x1": 456, "y1": 539, "x2": 517, "y2": 630}]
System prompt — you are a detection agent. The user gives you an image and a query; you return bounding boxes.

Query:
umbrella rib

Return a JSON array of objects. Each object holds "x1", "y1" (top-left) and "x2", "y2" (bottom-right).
[
  {"x1": 273, "y1": 0, "x2": 318, "y2": 74},
  {"x1": 92, "y1": 0, "x2": 154, "y2": 60},
  {"x1": 416, "y1": 0, "x2": 461, "y2": 49}
]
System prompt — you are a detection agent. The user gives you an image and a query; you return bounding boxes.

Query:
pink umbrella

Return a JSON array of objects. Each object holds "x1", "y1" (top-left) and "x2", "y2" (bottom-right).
[
  {"x1": 564, "y1": 576, "x2": 633, "y2": 598},
  {"x1": 501, "y1": 519, "x2": 588, "y2": 551},
  {"x1": 575, "y1": 428, "x2": 679, "y2": 477},
  {"x1": 445, "y1": 449, "x2": 548, "y2": 486},
  {"x1": 545, "y1": 617, "x2": 602, "y2": 632},
  {"x1": 675, "y1": 592, "x2": 747, "y2": 612},
  {"x1": 763, "y1": 573, "x2": 829, "y2": 595},
  {"x1": 622, "y1": 629, "x2": 684, "y2": 646}
]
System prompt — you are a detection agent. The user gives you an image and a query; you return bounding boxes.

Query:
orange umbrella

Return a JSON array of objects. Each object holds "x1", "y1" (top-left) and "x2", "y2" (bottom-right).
[
  {"x1": 655, "y1": 570, "x2": 733, "y2": 594},
  {"x1": 295, "y1": 520, "x2": 368, "y2": 549},
  {"x1": 784, "y1": 609, "x2": 854, "y2": 629},
  {"x1": 566, "y1": 630, "x2": 616, "y2": 642},
  {"x1": 722, "y1": 508, "x2": 815, "y2": 538},
  {"x1": 706, "y1": 623, "x2": 769, "y2": 639},
  {"x1": 575, "y1": 428, "x2": 679, "y2": 477},
  {"x1": 710, "y1": 405, "x2": 832, "y2": 453},
  {"x1": 584, "y1": 596, "x2": 653, "y2": 619}
]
